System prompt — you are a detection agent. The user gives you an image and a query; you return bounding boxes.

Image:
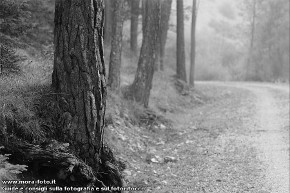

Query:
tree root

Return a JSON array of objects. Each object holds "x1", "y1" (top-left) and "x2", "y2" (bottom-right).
[{"x1": 0, "y1": 136, "x2": 124, "y2": 192}]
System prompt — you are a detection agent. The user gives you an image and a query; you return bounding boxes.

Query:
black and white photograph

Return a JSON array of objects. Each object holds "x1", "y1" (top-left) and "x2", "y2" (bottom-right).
[{"x1": 0, "y1": 0, "x2": 289, "y2": 192}]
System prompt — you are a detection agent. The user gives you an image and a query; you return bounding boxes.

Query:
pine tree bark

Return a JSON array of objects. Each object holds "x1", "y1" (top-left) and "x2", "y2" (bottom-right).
[
  {"x1": 52, "y1": 1, "x2": 122, "y2": 189},
  {"x1": 104, "y1": 0, "x2": 112, "y2": 45},
  {"x1": 159, "y1": 0, "x2": 172, "y2": 71},
  {"x1": 176, "y1": 0, "x2": 187, "y2": 82},
  {"x1": 130, "y1": 0, "x2": 160, "y2": 108},
  {"x1": 108, "y1": 0, "x2": 125, "y2": 90},
  {"x1": 130, "y1": 0, "x2": 140, "y2": 54},
  {"x1": 189, "y1": 0, "x2": 197, "y2": 86}
]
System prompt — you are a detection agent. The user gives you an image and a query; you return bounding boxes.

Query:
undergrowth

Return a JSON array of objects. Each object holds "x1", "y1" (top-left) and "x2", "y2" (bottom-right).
[
  {"x1": 0, "y1": 147, "x2": 27, "y2": 186},
  {"x1": 0, "y1": 44, "x2": 26, "y2": 75}
]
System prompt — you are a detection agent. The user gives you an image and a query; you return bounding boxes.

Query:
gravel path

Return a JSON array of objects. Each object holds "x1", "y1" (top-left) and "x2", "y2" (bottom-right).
[
  {"x1": 123, "y1": 82, "x2": 289, "y2": 193},
  {"x1": 245, "y1": 85, "x2": 289, "y2": 193},
  {"x1": 199, "y1": 82, "x2": 289, "y2": 193}
]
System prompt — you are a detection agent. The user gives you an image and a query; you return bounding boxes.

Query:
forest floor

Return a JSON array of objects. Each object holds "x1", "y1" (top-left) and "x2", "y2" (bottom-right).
[{"x1": 0, "y1": 49, "x2": 289, "y2": 193}]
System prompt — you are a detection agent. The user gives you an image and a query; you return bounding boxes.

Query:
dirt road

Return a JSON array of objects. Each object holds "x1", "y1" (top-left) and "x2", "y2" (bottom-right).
[
  {"x1": 199, "y1": 82, "x2": 289, "y2": 193},
  {"x1": 240, "y1": 83, "x2": 288, "y2": 193},
  {"x1": 122, "y1": 81, "x2": 289, "y2": 193}
]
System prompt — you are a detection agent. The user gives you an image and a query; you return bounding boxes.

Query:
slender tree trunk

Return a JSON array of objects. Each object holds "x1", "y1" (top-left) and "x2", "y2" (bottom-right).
[
  {"x1": 0, "y1": 45, "x2": 3, "y2": 74},
  {"x1": 189, "y1": 0, "x2": 197, "y2": 86},
  {"x1": 52, "y1": 0, "x2": 122, "y2": 189},
  {"x1": 159, "y1": 0, "x2": 172, "y2": 71},
  {"x1": 176, "y1": 0, "x2": 187, "y2": 82},
  {"x1": 108, "y1": 0, "x2": 125, "y2": 90},
  {"x1": 130, "y1": 0, "x2": 140, "y2": 54},
  {"x1": 141, "y1": 0, "x2": 146, "y2": 30},
  {"x1": 130, "y1": 0, "x2": 160, "y2": 108},
  {"x1": 246, "y1": 0, "x2": 256, "y2": 79},
  {"x1": 104, "y1": 0, "x2": 112, "y2": 45}
]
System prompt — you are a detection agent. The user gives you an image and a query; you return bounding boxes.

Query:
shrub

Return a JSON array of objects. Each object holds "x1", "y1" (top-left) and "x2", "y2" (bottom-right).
[
  {"x1": 0, "y1": 147, "x2": 27, "y2": 183},
  {"x1": 0, "y1": 44, "x2": 25, "y2": 74},
  {"x1": 0, "y1": 0, "x2": 31, "y2": 37}
]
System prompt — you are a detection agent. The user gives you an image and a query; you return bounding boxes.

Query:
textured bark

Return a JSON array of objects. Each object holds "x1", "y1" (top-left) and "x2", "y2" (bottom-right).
[
  {"x1": 108, "y1": 0, "x2": 125, "y2": 90},
  {"x1": 52, "y1": 1, "x2": 123, "y2": 190},
  {"x1": 189, "y1": 0, "x2": 197, "y2": 86},
  {"x1": 104, "y1": 0, "x2": 112, "y2": 45},
  {"x1": 176, "y1": 0, "x2": 187, "y2": 82},
  {"x1": 130, "y1": 0, "x2": 161, "y2": 108},
  {"x1": 130, "y1": 0, "x2": 140, "y2": 54},
  {"x1": 159, "y1": 0, "x2": 172, "y2": 71},
  {"x1": 52, "y1": 0, "x2": 106, "y2": 173},
  {"x1": 141, "y1": 0, "x2": 146, "y2": 30}
]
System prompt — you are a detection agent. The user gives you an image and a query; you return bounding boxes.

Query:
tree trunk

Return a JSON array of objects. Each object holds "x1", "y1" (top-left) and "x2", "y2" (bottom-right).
[
  {"x1": 52, "y1": 0, "x2": 122, "y2": 189},
  {"x1": 246, "y1": 0, "x2": 256, "y2": 79},
  {"x1": 0, "y1": 45, "x2": 3, "y2": 74},
  {"x1": 130, "y1": 0, "x2": 161, "y2": 108},
  {"x1": 159, "y1": 0, "x2": 172, "y2": 71},
  {"x1": 104, "y1": 0, "x2": 112, "y2": 46},
  {"x1": 130, "y1": 0, "x2": 140, "y2": 54},
  {"x1": 189, "y1": 0, "x2": 197, "y2": 86},
  {"x1": 176, "y1": 0, "x2": 187, "y2": 82},
  {"x1": 108, "y1": 0, "x2": 125, "y2": 91}
]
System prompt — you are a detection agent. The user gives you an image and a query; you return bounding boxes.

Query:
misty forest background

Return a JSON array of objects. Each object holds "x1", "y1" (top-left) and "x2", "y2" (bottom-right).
[
  {"x1": 1, "y1": 0, "x2": 289, "y2": 82},
  {"x1": 0, "y1": 0, "x2": 289, "y2": 192}
]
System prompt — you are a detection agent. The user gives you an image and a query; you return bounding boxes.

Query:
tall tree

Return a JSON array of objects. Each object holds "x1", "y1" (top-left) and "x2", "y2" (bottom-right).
[
  {"x1": 247, "y1": 0, "x2": 257, "y2": 79},
  {"x1": 108, "y1": 0, "x2": 125, "y2": 90},
  {"x1": 159, "y1": 0, "x2": 172, "y2": 71},
  {"x1": 52, "y1": 0, "x2": 122, "y2": 189},
  {"x1": 130, "y1": 0, "x2": 140, "y2": 54},
  {"x1": 104, "y1": 0, "x2": 112, "y2": 45},
  {"x1": 176, "y1": 0, "x2": 187, "y2": 82},
  {"x1": 189, "y1": 0, "x2": 197, "y2": 86},
  {"x1": 252, "y1": 0, "x2": 289, "y2": 81},
  {"x1": 239, "y1": 0, "x2": 260, "y2": 80},
  {"x1": 130, "y1": 0, "x2": 161, "y2": 107}
]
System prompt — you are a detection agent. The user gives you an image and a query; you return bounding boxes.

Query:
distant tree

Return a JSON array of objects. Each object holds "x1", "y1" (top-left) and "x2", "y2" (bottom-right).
[
  {"x1": 104, "y1": 0, "x2": 112, "y2": 45},
  {"x1": 246, "y1": 0, "x2": 257, "y2": 79},
  {"x1": 108, "y1": 0, "x2": 125, "y2": 90},
  {"x1": 189, "y1": 0, "x2": 197, "y2": 86},
  {"x1": 159, "y1": 0, "x2": 172, "y2": 71},
  {"x1": 176, "y1": 0, "x2": 187, "y2": 82},
  {"x1": 239, "y1": 0, "x2": 289, "y2": 81},
  {"x1": 129, "y1": 0, "x2": 161, "y2": 107},
  {"x1": 255, "y1": 0, "x2": 289, "y2": 81},
  {"x1": 130, "y1": 0, "x2": 140, "y2": 54},
  {"x1": 52, "y1": 0, "x2": 122, "y2": 189}
]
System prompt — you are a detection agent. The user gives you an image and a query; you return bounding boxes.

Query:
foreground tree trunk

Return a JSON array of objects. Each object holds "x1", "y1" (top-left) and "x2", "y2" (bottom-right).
[
  {"x1": 189, "y1": 0, "x2": 197, "y2": 86},
  {"x1": 52, "y1": 0, "x2": 122, "y2": 189},
  {"x1": 108, "y1": 0, "x2": 125, "y2": 90},
  {"x1": 130, "y1": 0, "x2": 140, "y2": 54},
  {"x1": 176, "y1": 0, "x2": 187, "y2": 82},
  {"x1": 130, "y1": 0, "x2": 160, "y2": 108},
  {"x1": 159, "y1": 0, "x2": 172, "y2": 71}
]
